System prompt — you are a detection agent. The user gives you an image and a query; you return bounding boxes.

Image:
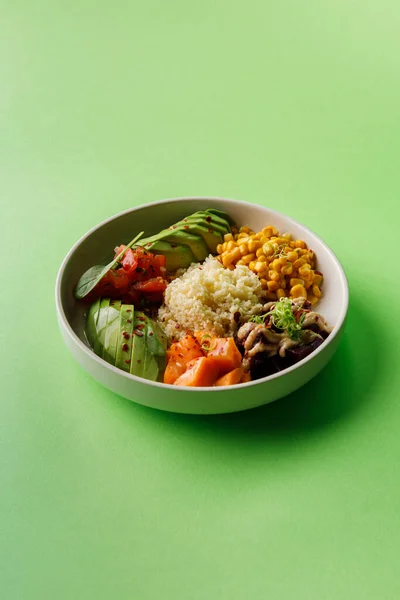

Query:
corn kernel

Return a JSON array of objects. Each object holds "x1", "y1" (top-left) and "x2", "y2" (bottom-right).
[
  {"x1": 242, "y1": 253, "x2": 255, "y2": 264},
  {"x1": 222, "y1": 252, "x2": 234, "y2": 267},
  {"x1": 239, "y1": 244, "x2": 248, "y2": 256},
  {"x1": 257, "y1": 255, "x2": 267, "y2": 262},
  {"x1": 271, "y1": 259, "x2": 281, "y2": 272},
  {"x1": 226, "y1": 240, "x2": 236, "y2": 251},
  {"x1": 293, "y1": 257, "x2": 306, "y2": 270},
  {"x1": 290, "y1": 284, "x2": 307, "y2": 298},
  {"x1": 263, "y1": 243, "x2": 274, "y2": 256},
  {"x1": 281, "y1": 263, "x2": 293, "y2": 276},
  {"x1": 237, "y1": 232, "x2": 249, "y2": 240},
  {"x1": 304, "y1": 279, "x2": 313, "y2": 290},
  {"x1": 277, "y1": 288, "x2": 286, "y2": 299},
  {"x1": 221, "y1": 242, "x2": 227, "y2": 253},
  {"x1": 254, "y1": 261, "x2": 266, "y2": 273},
  {"x1": 249, "y1": 261, "x2": 257, "y2": 271},
  {"x1": 294, "y1": 240, "x2": 307, "y2": 249},
  {"x1": 267, "y1": 280, "x2": 279, "y2": 292},
  {"x1": 216, "y1": 244, "x2": 223, "y2": 254},
  {"x1": 290, "y1": 277, "x2": 305, "y2": 287},
  {"x1": 224, "y1": 233, "x2": 234, "y2": 242},
  {"x1": 260, "y1": 278, "x2": 269, "y2": 290},
  {"x1": 287, "y1": 251, "x2": 298, "y2": 263},
  {"x1": 261, "y1": 226, "x2": 273, "y2": 237},
  {"x1": 231, "y1": 247, "x2": 242, "y2": 263},
  {"x1": 281, "y1": 232, "x2": 291, "y2": 240},
  {"x1": 278, "y1": 256, "x2": 288, "y2": 267},
  {"x1": 239, "y1": 226, "x2": 251, "y2": 234},
  {"x1": 313, "y1": 273, "x2": 323, "y2": 286},
  {"x1": 256, "y1": 247, "x2": 265, "y2": 258},
  {"x1": 298, "y1": 264, "x2": 311, "y2": 278},
  {"x1": 307, "y1": 294, "x2": 319, "y2": 306},
  {"x1": 312, "y1": 284, "x2": 322, "y2": 298},
  {"x1": 248, "y1": 238, "x2": 262, "y2": 252},
  {"x1": 268, "y1": 270, "x2": 280, "y2": 282},
  {"x1": 236, "y1": 259, "x2": 245, "y2": 266}
]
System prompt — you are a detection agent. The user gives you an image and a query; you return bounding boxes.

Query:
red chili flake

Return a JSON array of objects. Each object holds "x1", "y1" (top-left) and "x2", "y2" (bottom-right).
[
  {"x1": 124, "y1": 359, "x2": 131, "y2": 365},
  {"x1": 122, "y1": 343, "x2": 129, "y2": 352},
  {"x1": 175, "y1": 324, "x2": 180, "y2": 329},
  {"x1": 122, "y1": 331, "x2": 130, "y2": 340},
  {"x1": 126, "y1": 309, "x2": 132, "y2": 313},
  {"x1": 183, "y1": 218, "x2": 187, "y2": 222},
  {"x1": 126, "y1": 319, "x2": 132, "y2": 323},
  {"x1": 178, "y1": 353, "x2": 183, "y2": 358},
  {"x1": 146, "y1": 243, "x2": 152, "y2": 247},
  {"x1": 172, "y1": 225, "x2": 177, "y2": 229},
  {"x1": 136, "y1": 324, "x2": 145, "y2": 330},
  {"x1": 206, "y1": 215, "x2": 212, "y2": 222},
  {"x1": 137, "y1": 316, "x2": 145, "y2": 321},
  {"x1": 315, "y1": 270, "x2": 323, "y2": 275},
  {"x1": 149, "y1": 331, "x2": 153, "y2": 336},
  {"x1": 134, "y1": 331, "x2": 144, "y2": 337},
  {"x1": 184, "y1": 225, "x2": 189, "y2": 229},
  {"x1": 137, "y1": 359, "x2": 141, "y2": 364}
]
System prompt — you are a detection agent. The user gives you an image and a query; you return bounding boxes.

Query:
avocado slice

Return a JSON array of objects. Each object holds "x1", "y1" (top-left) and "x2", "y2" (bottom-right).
[
  {"x1": 86, "y1": 298, "x2": 101, "y2": 348},
  {"x1": 144, "y1": 316, "x2": 167, "y2": 358},
  {"x1": 115, "y1": 304, "x2": 135, "y2": 372},
  {"x1": 176, "y1": 215, "x2": 227, "y2": 236},
  {"x1": 102, "y1": 300, "x2": 122, "y2": 364},
  {"x1": 130, "y1": 312, "x2": 159, "y2": 381},
  {"x1": 92, "y1": 298, "x2": 110, "y2": 355},
  {"x1": 145, "y1": 240, "x2": 196, "y2": 271},
  {"x1": 141, "y1": 229, "x2": 208, "y2": 262},
  {"x1": 174, "y1": 223, "x2": 223, "y2": 253},
  {"x1": 186, "y1": 211, "x2": 231, "y2": 234},
  {"x1": 205, "y1": 208, "x2": 236, "y2": 226}
]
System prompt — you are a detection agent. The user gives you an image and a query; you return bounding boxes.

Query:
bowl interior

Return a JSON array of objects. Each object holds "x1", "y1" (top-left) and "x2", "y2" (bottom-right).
[{"x1": 59, "y1": 197, "x2": 347, "y2": 358}]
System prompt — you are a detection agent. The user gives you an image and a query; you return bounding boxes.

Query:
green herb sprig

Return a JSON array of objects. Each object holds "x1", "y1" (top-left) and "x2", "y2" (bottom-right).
[{"x1": 250, "y1": 297, "x2": 305, "y2": 341}]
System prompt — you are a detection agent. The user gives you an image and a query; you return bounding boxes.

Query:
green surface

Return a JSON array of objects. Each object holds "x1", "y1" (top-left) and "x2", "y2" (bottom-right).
[{"x1": 1, "y1": 1, "x2": 400, "y2": 598}]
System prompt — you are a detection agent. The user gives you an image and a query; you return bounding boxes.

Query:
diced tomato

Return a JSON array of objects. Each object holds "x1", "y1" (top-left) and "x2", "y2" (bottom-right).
[
  {"x1": 120, "y1": 249, "x2": 138, "y2": 275},
  {"x1": 132, "y1": 277, "x2": 167, "y2": 293},
  {"x1": 87, "y1": 243, "x2": 168, "y2": 307}
]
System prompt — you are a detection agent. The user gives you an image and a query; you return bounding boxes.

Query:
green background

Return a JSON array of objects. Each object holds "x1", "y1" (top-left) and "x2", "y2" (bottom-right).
[{"x1": 2, "y1": 1, "x2": 400, "y2": 598}]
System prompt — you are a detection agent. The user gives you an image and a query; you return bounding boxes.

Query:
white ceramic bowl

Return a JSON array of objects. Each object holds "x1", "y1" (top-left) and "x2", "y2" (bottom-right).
[{"x1": 55, "y1": 197, "x2": 348, "y2": 414}]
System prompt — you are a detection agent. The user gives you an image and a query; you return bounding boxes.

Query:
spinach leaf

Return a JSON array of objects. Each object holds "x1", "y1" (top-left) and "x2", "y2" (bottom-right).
[{"x1": 75, "y1": 231, "x2": 144, "y2": 300}]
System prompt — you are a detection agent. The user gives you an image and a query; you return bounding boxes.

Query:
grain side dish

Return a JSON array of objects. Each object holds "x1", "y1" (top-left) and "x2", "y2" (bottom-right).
[{"x1": 75, "y1": 209, "x2": 332, "y2": 387}]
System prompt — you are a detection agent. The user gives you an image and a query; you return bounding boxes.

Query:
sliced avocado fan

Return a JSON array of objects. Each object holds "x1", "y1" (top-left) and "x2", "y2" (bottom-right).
[
  {"x1": 85, "y1": 300, "x2": 166, "y2": 382},
  {"x1": 136, "y1": 208, "x2": 234, "y2": 269}
]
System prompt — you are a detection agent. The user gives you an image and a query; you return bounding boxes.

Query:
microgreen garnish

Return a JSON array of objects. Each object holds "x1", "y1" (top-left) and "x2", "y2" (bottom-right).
[
  {"x1": 249, "y1": 314, "x2": 267, "y2": 325},
  {"x1": 200, "y1": 333, "x2": 215, "y2": 352},
  {"x1": 250, "y1": 298, "x2": 306, "y2": 341},
  {"x1": 271, "y1": 243, "x2": 288, "y2": 259}
]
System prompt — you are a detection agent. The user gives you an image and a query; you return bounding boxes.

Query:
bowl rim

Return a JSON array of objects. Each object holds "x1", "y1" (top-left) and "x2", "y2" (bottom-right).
[{"x1": 55, "y1": 196, "x2": 349, "y2": 392}]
